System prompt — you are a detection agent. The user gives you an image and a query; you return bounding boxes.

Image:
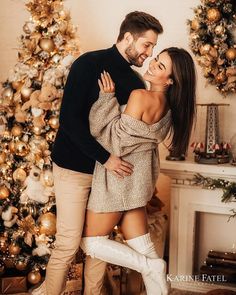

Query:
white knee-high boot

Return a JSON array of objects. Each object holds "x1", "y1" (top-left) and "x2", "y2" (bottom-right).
[
  {"x1": 80, "y1": 236, "x2": 168, "y2": 295},
  {"x1": 126, "y1": 233, "x2": 159, "y2": 259},
  {"x1": 126, "y1": 233, "x2": 169, "y2": 295}
]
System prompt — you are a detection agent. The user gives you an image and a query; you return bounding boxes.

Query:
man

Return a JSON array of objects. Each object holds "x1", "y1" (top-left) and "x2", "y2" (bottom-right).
[{"x1": 32, "y1": 11, "x2": 163, "y2": 295}]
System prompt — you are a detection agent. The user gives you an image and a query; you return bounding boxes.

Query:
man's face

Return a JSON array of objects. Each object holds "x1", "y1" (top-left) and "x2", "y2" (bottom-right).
[{"x1": 125, "y1": 30, "x2": 158, "y2": 67}]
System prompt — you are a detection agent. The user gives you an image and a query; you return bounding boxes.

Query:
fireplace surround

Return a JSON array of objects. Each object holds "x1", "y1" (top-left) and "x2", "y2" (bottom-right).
[{"x1": 160, "y1": 159, "x2": 236, "y2": 293}]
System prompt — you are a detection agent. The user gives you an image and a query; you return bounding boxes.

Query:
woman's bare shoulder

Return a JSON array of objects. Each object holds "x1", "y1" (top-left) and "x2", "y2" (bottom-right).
[
  {"x1": 129, "y1": 89, "x2": 162, "y2": 107},
  {"x1": 128, "y1": 89, "x2": 151, "y2": 105},
  {"x1": 123, "y1": 89, "x2": 148, "y2": 119},
  {"x1": 130, "y1": 89, "x2": 149, "y2": 98}
]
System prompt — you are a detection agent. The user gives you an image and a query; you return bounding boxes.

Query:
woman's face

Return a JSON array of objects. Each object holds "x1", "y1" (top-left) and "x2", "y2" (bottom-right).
[{"x1": 143, "y1": 51, "x2": 173, "y2": 86}]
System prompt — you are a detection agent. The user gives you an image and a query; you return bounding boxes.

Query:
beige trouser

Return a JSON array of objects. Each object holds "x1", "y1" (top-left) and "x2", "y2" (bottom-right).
[{"x1": 44, "y1": 163, "x2": 107, "y2": 295}]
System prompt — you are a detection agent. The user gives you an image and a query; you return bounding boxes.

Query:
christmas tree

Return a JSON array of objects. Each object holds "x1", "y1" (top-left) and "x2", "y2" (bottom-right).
[
  {"x1": 0, "y1": 0, "x2": 80, "y2": 287},
  {"x1": 188, "y1": 0, "x2": 236, "y2": 95}
]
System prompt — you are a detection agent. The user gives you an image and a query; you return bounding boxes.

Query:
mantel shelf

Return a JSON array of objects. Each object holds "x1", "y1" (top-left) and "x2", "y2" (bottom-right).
[{"x1": 160, "y1": 158, "x2": 236, "y2": 180}]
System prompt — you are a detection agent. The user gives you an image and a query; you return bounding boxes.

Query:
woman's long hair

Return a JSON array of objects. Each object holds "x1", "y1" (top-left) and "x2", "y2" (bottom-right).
[{"x1": 162, "y1": 47, "x2": 196, "y2": 155}]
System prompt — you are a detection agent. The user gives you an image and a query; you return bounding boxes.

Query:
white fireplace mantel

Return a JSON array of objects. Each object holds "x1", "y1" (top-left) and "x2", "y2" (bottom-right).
[
  {"x1": 160, "y1": 159, "x2": 236, "y2": 293},
  {"x1": 160, "y1": 158, "x2": 236, "y2": 181}
]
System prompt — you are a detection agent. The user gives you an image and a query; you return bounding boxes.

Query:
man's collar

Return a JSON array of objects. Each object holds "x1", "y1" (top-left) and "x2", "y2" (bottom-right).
[{"x1": 109, "y1": 44, "x2": 131, "y2": 68}]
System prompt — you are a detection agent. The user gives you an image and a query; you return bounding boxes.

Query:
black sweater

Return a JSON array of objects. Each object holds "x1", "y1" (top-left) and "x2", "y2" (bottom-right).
[{"x1": 51, "y1": 45, "x2": 145, "y2": 174}]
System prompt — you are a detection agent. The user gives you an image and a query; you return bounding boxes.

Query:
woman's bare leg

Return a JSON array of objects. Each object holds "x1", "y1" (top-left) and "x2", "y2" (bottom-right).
[
  {"x1": 120, "y1": 207, "x2": 149, "y2": 239},
  {"x1": 81, "y1": 207, "x2": 168, "y2": 295},
  {"x1": 120, "y1": 207, "x2": 158, "y2": 258},
  {"x1": 121, "y1": 206, "x2": 158, "y2": 257},
  {"x1": 83, "y1": 210, "x2": 123, "y2": 237}
]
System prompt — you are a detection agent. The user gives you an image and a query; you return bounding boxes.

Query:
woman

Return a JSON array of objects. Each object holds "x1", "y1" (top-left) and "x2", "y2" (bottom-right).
[{"x1": 80, "y1": 47, "x2": 196, "y2": 295}]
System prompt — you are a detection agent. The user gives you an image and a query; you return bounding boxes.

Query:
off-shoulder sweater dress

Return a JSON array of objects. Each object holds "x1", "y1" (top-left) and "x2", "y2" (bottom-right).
[{"x1": 87, "y1": 92, "x2": 172, "y2": 212}]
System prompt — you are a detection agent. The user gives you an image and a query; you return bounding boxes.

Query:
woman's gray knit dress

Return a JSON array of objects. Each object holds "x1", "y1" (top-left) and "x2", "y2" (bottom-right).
[{"x1": 87, "y1": 92, "x2": 171, "y2": 213}]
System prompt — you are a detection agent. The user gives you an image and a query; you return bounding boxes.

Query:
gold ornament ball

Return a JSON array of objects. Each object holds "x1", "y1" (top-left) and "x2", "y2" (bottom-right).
[
  {"x1": 207, "y1": 8, "x2": 221, "y2": 23},
  {"x1": 12, "y1": 81, "x2": 23, "y2": 91},
  {"x1": 39, "y1": 38, "x2": 55, "y2": 53},
  {"x1": 11, "y1": 125, "x2": 23, "y2": 137},
  {"x1": 0, "y1": 152, "x2": 6, "y2": 165},
  {"x1": 2, "y1": 87, "x2": 14, "y2": 101},
  {"x1": 226, "y1": 48, "x2": 236, "y2": 61},
  {"x1": 27, "y1": 270, "x2": 42, "y2": 285},
  {"x1": 41, "y1": 169, "x2": 54, "y2": 187},
  {"x1": 49, "y1": 116, "x2": 59, "y2": 129},
  {"x1": 21, "y1": 87, "x2": 33, "y2": 102},
  {"x1": 15, "y1": 260, "x2": 28, "y2": 271},
  {"x1": 200, "y1": 44, "x2": 211, "y2": 55},
  {"x1": 15, "y1": 141, "x2": 29, "y2": 157},
  {"x1": 46, "y1": 130, "x2": 57, "y2": 142},
  {"x1": 13, "y1": 168, "x2": 27, "y2": 182},
  {"x1": 0, "y1": 186, "x2": 10, "y2": 200},
  {"x1": 9, "y1": 243, "x2": 21, "y2": 255},
  {"x1": 214, "y1": 25, "x2": 224, "y2": 35},
  {"x1": 0, "y1": 236, "x2": 8, "y2": 253},
  {"x1": 191, "y1": 19, "x2": 200, "y2": 30},
  {"x1": 39, "y1": 212, "x2": 57, "y2": 236}
]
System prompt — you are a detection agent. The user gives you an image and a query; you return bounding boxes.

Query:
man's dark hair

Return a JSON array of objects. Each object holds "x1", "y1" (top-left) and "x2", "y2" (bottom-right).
[{"x1": 117, "y1": 11, "x2": 163, "y2": 42}]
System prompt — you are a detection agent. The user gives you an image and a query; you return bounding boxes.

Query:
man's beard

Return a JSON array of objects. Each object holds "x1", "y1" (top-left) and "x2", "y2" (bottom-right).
[{"x1": 125, "y1": 43, "x2": 144, "y2": 67}]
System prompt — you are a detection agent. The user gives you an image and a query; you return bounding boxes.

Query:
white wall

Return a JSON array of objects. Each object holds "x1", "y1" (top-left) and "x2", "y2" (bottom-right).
[{"x1": 0, "y1": 0, "x2": 235, "y2": 216}]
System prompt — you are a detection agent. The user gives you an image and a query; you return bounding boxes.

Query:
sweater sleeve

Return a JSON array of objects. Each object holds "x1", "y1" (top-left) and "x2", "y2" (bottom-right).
[
  {"x1": 59, "y1": 56, "x2": 110, "y2": 164},
  {"x1": 89, "y1": 92, "x2": 120, "y2": 137},
  {"x1": 89, "y1": 92, "x2": 121, "y2": 154}
]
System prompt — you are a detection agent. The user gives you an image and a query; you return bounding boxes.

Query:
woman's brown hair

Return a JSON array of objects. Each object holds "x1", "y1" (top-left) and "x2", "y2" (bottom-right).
[{"x1": 162, "y1": 47, "x2": 196, "y2": 155}]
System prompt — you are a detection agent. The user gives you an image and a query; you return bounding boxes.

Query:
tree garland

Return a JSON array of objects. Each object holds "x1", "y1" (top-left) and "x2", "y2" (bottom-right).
[
  {"x1": 192, "y1": 173, "x2": 236, "y2": 218},
  {"x1": 188, "y1": 0, "x2": 236, "y2": 96}
]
